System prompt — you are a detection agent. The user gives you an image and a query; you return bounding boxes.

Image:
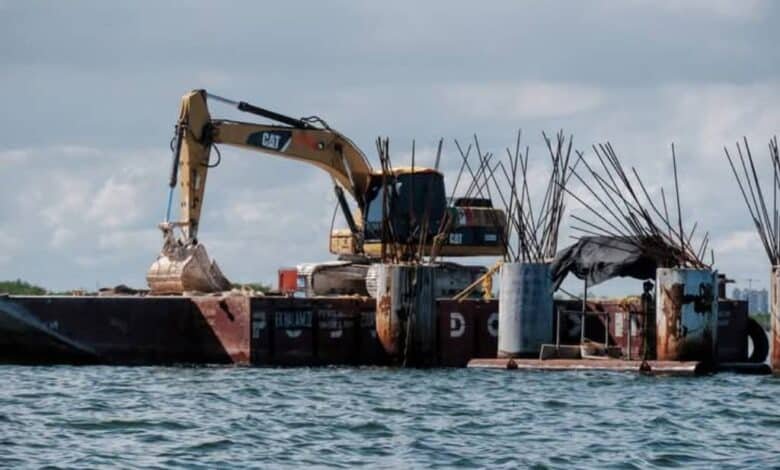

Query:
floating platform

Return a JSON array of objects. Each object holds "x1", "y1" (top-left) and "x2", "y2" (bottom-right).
[
  {"x1": 467, "y1": 358, "x2": 707, "y2": 376},
  {"x1": 0, "y1": 293, "x2": 766, "y2": 373}
]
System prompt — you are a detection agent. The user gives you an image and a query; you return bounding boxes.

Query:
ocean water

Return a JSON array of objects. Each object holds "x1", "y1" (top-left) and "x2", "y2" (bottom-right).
[{"x1": 0, "y1": 366, "x2": 779, "y2": 469}]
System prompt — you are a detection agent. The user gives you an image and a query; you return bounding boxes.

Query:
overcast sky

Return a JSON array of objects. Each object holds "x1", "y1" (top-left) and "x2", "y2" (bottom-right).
[{"x1": 1, "y1": 1, "x2": 779, "y2": 294}]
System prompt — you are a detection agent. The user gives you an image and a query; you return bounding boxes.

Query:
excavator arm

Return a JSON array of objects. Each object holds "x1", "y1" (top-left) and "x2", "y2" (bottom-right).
[
  {"x1": 175, "y1": 89, "x2": 371, "y2": 242},
  {"x1": 147, "y1": 89, "x2": 372, "y2": 294}
]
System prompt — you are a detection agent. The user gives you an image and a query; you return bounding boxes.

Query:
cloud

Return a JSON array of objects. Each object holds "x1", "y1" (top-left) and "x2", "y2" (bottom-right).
[
  {"x1": 87, "y1": 179, "x2": 144, "y2": 228},
  {"x1": 714, "y1": 230, "x2": 762, "y2": 253},
  {"x1": 441, "y1": 82, "x2": 605, "y2": 120},
  {"x1": 629, "y1": 0, "x2": 768, "y2": 21},
  {"x1": 1, "y1": 2, "x2": 779, "y2": 293}
]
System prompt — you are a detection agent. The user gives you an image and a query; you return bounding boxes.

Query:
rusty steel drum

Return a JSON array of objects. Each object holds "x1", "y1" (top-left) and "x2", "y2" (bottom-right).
[
  {"x1": 656, "y1": 268, "x2": 718, "y2": 363},
  {"x1": 374, "y1": 264, "x2": 437, "y2": 366}
]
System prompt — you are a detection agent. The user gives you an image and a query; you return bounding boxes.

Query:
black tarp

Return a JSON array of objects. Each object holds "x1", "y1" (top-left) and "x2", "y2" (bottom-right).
[{"x1": 551, "y1": 236, "x2": 661, "y2": 290}]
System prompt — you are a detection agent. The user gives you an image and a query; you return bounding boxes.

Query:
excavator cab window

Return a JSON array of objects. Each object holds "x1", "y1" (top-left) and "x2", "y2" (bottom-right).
[{"x1": 363, "y1": 172, "x2": 446, "y2": 242}]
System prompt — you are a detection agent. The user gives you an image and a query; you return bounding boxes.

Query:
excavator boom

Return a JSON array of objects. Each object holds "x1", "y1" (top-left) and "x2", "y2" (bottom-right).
[
  {"x1": 147, "y1": 90, "x2": 372, "y2": 294},
  {"x1": 174, "y1": 90, "x2": 371, "y2": 242}
]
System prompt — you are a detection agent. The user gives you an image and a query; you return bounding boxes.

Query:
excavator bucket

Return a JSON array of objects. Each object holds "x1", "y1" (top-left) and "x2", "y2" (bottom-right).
[{"x1": 146, "y1": 242, "x2": 231, "y2": 295}]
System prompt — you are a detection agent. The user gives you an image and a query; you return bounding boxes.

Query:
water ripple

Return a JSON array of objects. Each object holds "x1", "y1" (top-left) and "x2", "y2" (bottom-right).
[{"x1": 1, "y1": 366, "x2": 779, "y2": 467}]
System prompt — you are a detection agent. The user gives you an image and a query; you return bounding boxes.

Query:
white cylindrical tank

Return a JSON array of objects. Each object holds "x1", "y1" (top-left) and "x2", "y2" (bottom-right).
[{"x1": 498, "y1": 262, "x2": 553, "y2": 358}]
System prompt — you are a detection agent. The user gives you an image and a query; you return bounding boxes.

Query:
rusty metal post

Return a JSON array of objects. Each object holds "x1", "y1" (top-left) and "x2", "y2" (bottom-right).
[
  {"x1": 374, "y1": 263, "x2": 437, "y2": 366},
  {"x1": 626, "y1": 312, "x2": 632, "y2": 360},
  {"x1": 656, "y1": 268, "x2": 718, "y2": 363},
  {"x1": 771, "y1": 266, "x2": 780, "y2": 373},
  {"x1": 498, "y1": 262, "x2": 553, "y2": 358}
]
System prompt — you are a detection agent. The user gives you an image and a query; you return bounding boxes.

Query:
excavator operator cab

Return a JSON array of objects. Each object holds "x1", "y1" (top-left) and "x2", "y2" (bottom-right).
[
  {"x1": 363, "y1": 170, "x2": 447, "y2": 243},
  {"x1": 343, "y1": 168, "x2": 508, "y2": 258}
]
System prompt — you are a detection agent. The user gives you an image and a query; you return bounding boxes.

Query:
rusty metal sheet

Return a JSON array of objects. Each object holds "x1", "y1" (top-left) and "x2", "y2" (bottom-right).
[
  {"x1": 601, "y1": 298, "x2": 648, "y2": 361},
  {"x1": 375, "y1": 293, "x2": 400, "y2": 358},
  {"x1": 656, "y1": 269, "x2": 717, "y2": 362},
  {"x1": 437, "y1": 300, "x2": 476, "y2": 367},
  {"x1": 192, "y1": 295, "x2": 251, "y2": 365}
]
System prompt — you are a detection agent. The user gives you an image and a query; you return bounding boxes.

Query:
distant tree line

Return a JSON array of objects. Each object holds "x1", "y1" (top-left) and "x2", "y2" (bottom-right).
[{"x1": 0, "y1": 279, "x2": 46, "y2": 295}]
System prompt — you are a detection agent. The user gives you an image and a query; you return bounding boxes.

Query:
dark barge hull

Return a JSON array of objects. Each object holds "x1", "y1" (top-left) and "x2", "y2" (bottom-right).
[
  {"x1": 0, "y1": 294, "x2": 762, "y2": 372},
  {"x1": 0, "y1": 294, "x2": 393, "y2": 366}
]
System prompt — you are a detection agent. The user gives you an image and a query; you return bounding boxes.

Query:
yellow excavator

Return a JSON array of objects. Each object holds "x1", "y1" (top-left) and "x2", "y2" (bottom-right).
[{"x1": 146, "y1": 89, "x2": 506, "y2": 295}]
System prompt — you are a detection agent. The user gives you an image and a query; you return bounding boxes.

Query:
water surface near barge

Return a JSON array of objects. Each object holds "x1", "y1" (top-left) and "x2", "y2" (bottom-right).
[{"x1": 1, "y1": 366, "x2": 779, "y2": 468}]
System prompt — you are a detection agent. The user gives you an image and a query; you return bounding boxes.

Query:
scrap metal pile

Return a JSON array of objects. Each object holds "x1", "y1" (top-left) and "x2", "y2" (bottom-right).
[
  {"x1": 565, "y1": 142, "x2": 710, "y2": 268},
  {"x1": 374, "y1": 137, "x2": 445, "y2": 263},
  {"x1": 431, "y1": 130, "x2": 577, "y2": 263}
]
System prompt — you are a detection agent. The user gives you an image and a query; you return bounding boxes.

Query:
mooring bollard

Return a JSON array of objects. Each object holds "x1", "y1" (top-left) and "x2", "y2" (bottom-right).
[
  {"x1": 656, "y1": 268, "x2": 718, "y2": 363},
  {"x1": 771, "y1": 267, "x2": 780, "y2": 373},
  {"x1": 374, "y1": 263, "x2": 436, "y2": 366},
  {"x1": 498, "y1": 262, "x2": 553, "y2": 358}
]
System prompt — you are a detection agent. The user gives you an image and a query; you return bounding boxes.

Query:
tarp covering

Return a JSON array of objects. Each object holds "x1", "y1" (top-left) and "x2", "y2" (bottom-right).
[{"x1": 551, "y1": 236, "x2": 660, "y2": 290}]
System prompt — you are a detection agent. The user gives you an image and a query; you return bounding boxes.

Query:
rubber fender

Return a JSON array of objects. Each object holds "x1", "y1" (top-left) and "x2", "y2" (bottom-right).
[{"x1": 746, "y1": 317, "x2": 769, "y2": 363}]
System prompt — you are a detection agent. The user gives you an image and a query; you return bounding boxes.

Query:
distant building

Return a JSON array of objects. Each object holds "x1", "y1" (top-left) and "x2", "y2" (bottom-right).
[{"x1": 732, "y1": 287, "x2": 769, "y2": 314}]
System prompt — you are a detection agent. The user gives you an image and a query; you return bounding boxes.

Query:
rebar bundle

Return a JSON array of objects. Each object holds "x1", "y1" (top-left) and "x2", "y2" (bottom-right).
[
  {"x1": 375, "y1": 137, "x2": 445, "y2": 263},
  {"x1": 449, "y1": 130, "x2": 578, "y2": 263},
  {"x1": 724, "y1": 136, "x2": 780, "y2": 264},
  {"x1": 565, "y1": 142, "x2": 710, "y2": 269}
]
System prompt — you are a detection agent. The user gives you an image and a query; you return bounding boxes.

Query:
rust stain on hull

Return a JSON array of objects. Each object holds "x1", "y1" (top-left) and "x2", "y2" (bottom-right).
[
  {"x1": 375, "y1": 294, "x2": 403, "y2": 359},
  {"x1": 192, "y1": 296, "x2": 251, "y2": 364}
]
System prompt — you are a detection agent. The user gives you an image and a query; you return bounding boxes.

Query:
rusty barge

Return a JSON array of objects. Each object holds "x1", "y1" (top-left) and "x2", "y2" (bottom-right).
[{"x1": 0, "y1": 290, "x2": 767, "y2": 375}]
